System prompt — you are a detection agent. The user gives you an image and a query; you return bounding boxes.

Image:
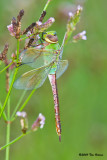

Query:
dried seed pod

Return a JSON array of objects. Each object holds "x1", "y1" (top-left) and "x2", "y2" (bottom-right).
[
  {"x1": 0, "y1": 43, "x2": 9, "y2": 61},
  {"x1": 7, "y1": 10, "x2": 24, "y2": 39},
  {"x1": 0, "y1": 44, "x2": 10, "y2": 92},
  {"x1": 34, "y1": 17, "x2": 55, "y2": 33},
  {"x1": 39, "y1": 11, "x2": 46, "y2": 22},
  {"x1": 17, "y1": 9, "x2": 24, "y2": 23},
  {"x1": 22, "y1": 23, "x2": 36, "y2": 35},
  {"x1": 12, "y1": 17, "x2": 17, "y2": 33},
  {"x1": 16, "y1": 111, "x2": 28, "y2": 134}
]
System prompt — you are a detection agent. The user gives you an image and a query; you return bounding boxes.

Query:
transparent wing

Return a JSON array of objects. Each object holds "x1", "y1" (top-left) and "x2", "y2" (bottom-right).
[
  {"x1": 14, "y1": 63, "x2": 53, "y2": 90},
  {"x1": 56, "y1": 60, "x2": 68, "y2": 79},
  {"x1": 20, "y1": 47, "x2": 57, "y2": 69}
]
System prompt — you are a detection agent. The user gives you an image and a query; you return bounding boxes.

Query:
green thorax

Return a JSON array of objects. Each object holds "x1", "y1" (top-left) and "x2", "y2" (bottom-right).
[
  {"x1": 45, "y1": 42, "x2": 60, "y2": 74},
  {"x1": 42, "y1": 31, "x2": 61, "y2": 74}
]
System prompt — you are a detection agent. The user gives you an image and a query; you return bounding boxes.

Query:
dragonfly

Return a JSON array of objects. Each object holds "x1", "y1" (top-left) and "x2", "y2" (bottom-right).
[{"x1": 14, "y1": 31, "x2": 68, "y2": 141}]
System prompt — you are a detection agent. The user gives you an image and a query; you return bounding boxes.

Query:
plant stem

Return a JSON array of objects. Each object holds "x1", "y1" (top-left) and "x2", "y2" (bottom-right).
[
  {"x1": 20, "y1": 33, "x2": 35, "y2": 41},
  {"x1": 5, "y1": 123, "x2": 10, "y2": 160},
  {"x1": 0, "y1": 62, "x2": 13, "y2": 74},
  {"x1": 19, "y1": 89, "x2": 36, "y2": 112},
  {"x1": 7, "y1": 97, "x2": 10, "y2": 120},
  {"x1": 5, "y1": 37, "x2": 20, "y2": 159},
  {"x1": 0, "y1": 68, "x2": 18, "y2": 119},
  {"x1": 0, "y1": 39, "x2": 20, "y2": 119},
  {"x1": 11, "y1": 89, "x2": 36, "y2": 122},
  {"x1": 0, "y1": 101, "x2": 7, "y2": 121},
  {"x1": 11, "y1": 90, "x2": 27, "y2": 120},
  {"x1": 0, "y1": 131, "x2": 31, "y2": 151},
  {"x1": 43, "y1": 0, "x2": 51, "y2": 11},
  {"x1": 16, "y1": 39, "x2": 20, "y2": 62},
  {"x1": 5, "y1": 97, "x2": 10, "y2": 160}
]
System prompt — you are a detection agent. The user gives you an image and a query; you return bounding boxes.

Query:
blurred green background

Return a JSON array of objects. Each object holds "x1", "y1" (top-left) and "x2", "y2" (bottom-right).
[{"x1": 0, "y1": 0, "x2": 107, "y2": 159}]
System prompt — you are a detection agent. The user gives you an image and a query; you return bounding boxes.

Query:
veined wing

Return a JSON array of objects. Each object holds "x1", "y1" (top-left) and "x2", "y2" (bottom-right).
[
  {"x1": 14, "y1": 62, "x2": 53, "y2": 90},
  {"x1": 20, "y1": 47, "x2": 57, "y2": 69},
  {"x1": 56, "y1": 60, "x2": 68, "y2": 79}
]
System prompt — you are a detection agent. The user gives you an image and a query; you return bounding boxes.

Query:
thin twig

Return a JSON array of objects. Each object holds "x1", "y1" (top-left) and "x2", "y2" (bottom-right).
[
  {"x1": 5, "y1": 97, "x2": 10, "y2": 160},
  {"x1": 0, "y1": 131, "x2": 31, "y2": 151},
  {"x1": 11, "y1": 90, "x2": 27, "y2": 120},
  {"x1": 0, "y1": 39, "x2": 20, "y2": 119},
  {"x1": 0, "y1": 62, "x2": 13, "y2": 74}
]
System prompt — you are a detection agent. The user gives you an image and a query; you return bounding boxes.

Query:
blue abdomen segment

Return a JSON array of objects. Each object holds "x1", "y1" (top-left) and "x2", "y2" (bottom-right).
[{"x1": 49, "y1": 62, "x2": 57, "y2": 74}]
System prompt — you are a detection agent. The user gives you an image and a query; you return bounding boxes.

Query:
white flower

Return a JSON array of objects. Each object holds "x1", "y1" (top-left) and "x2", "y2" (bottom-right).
[
  {"x1": 16, "y1": 111, "x2": 27, "y2": 118},
  {"x1": 39, "y1": 113, "x2": 45, "y2": 128},
  {"x1": 36, "y1": 21, "x2": 42, "y2": 26},
  {"x1": 26, "y1": 31, "x2": 32, "y2": 37},
  {"x1": 77, "y1": 5, "x2": 83, "y2": 11},
  {"x1": 49, "y1": 17, "x2": 55, "y2": 23},
  {"x1": 80, "y1": 30, "x2": 87, "y2": 40},
  {"x1": 73, "y1": 30, "x2": 87, "y2": 42},
  {"x1": 31, "y1": 113, "x2": 45, "y2": 131},
  {"x1": 68, "y1": 12, "x2": 74, "y2": 18}
]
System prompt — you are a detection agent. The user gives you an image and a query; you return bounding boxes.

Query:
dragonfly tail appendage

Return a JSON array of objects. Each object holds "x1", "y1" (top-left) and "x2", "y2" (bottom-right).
[{"x1": 48, "y1": 74, "x2": 61, "y2": 141}]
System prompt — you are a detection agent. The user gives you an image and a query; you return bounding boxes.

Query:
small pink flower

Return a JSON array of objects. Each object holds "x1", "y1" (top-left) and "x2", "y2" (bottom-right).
[
  {"x1": 49, "y1": 17, "x2": 55, "y2": 23},
  {"x1": 32, "y1": 113, "x2": 45, "y2": 131},
  {"x1": 7, "y1": 23, "x2": 16, "y2": 36},
  {"x1": 11, "y1": 53, "x2": 16, "y2": 59},
  {"x1": 26, "y1": 31, "x2": 32, "y2": 37},
  {"x1": 36, "y1": 21, "x2": 42, "y2": 26},
  {"x1": 73, "y1": 30, "x2": 87, "y2": 41},
  {"x1": 42, "y1": 17, "x2": 55, "y2": 28}
]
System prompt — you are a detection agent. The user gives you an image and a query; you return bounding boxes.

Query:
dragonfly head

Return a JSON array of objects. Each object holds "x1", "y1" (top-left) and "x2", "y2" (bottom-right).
[{"x1": 42, "y1": 31, "x2": 58, "y2": 44}]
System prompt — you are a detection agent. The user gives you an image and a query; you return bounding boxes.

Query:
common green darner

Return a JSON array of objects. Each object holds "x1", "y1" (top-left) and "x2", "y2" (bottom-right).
[{"x1": 14, "y1": 31, "x2": 68, "y2": 141}]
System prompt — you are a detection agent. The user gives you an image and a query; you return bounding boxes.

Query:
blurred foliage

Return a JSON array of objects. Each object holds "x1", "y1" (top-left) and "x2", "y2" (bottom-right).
[{"x1": 0, "y1": 0, "x2": 107, "y2": 160}]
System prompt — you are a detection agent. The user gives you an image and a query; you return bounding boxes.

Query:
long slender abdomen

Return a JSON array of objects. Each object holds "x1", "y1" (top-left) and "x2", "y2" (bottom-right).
[{"x1": 48, "y1": 74, "x2": 61, "y2": 141}]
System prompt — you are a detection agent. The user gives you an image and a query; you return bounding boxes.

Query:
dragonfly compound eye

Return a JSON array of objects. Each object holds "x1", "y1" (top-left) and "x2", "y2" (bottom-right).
[{"x1": 45, "y1": 34, "x2": 58, "y2": 43}]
